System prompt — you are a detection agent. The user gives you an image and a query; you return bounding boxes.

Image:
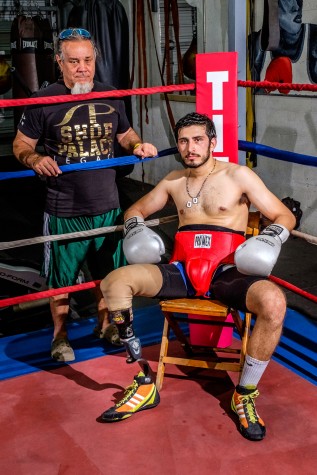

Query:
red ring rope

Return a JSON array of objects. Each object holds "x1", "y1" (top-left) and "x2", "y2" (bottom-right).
[
  {"x1": 1, "y1": 80, "x2": 317, "y2": 109},
  {"x1": 0, "y1": 280, "x2": 101, "y2": 309},
  {"x1": 269, "y1": 275, "x2": 317, "y2": 304},
  {"x1": 1, "y1": 276, "x2": 316, "y2": 309},
  {"x1": 238, "y1": 80, "x2": 317, "y2": 92},
  {"x1": 0, "y1": 83, "x2": 195, "y2": 108}
]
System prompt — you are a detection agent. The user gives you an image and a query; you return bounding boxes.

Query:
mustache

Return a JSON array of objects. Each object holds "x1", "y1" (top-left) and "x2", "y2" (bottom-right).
[{"x1": 185, "y1": 153, "x2": 200, "y2": 158}]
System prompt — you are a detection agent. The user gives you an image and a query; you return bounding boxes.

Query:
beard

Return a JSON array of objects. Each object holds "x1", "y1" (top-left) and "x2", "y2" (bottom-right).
[
  {"x1": 71, "y1": 82, "x2": 94, "y2": 94},
  {"x1": 183, "y1": 151, "x2": 210, "y2": 168}
]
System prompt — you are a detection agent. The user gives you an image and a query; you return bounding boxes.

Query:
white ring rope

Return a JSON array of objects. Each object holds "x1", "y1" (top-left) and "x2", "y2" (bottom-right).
[
  {"x1": 0, "y1": 214, "x2": 316, "y2": 251},
  {"x1": 0, "y1": 215, "x2": 179, "y2": 251},
  {"x1": 291, "y1": 229, "x2": 317, "y2": 245}
]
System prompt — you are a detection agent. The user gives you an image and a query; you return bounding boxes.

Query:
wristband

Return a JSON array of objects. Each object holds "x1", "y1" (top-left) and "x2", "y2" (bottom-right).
[
  {"x1": 124, "y1": 216, "x2": 145, "y2": 235},
  {"x1": 132, "y1": 142, "x2": 142, "y2": 152},
  {"x1": 261, "y1": 224, "x2": 289, "y2": 243}
]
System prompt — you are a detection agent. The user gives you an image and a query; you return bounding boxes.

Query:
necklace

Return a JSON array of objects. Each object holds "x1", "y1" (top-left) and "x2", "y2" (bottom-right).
[{"x1": 185, "y1": 160, "x2": 217, "y2": 208}]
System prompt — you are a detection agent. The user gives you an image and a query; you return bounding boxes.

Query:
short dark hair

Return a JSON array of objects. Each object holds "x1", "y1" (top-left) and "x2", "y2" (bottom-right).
[{"x1": 174, "y1": 112, "x2": 217, "y2": 142}]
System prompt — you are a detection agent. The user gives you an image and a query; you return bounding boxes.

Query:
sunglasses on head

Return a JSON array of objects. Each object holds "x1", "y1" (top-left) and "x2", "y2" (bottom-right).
[{"x1": 59, "y1": 28, "x2": 91, "y2": 40}]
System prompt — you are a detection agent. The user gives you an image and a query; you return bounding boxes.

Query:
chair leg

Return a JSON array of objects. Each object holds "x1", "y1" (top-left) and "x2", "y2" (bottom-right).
[
  {"x1": 156, "y1": 318, "x2": 170, "y2": 391},
  {"x1": 164, "y1": 311, "x2": 193, "y2": 354}
]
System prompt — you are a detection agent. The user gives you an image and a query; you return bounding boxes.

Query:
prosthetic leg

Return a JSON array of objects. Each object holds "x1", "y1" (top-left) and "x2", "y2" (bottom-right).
[
  {"x1": 112, "y1": 308, "x2": 154, "y2": 377},
  {"x1": 100, "y1": 308, "x2": 160, "y2": 422}
]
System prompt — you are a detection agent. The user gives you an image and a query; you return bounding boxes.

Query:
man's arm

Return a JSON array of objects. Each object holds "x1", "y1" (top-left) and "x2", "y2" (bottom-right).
[
  {"x1": 124, "y1": 176, "x2": 171, "y2": 221},
  {"x1": 13, "y1": 130, "x2": 62, "y2": 177},
  {"x1": 117, "y1": 127, "x2": 158, "y2": 159},
  {"x1": 121, "y1": 176, "x2": 172, "y2": 264},
  {"x1": 234, "y1": 165, "x2": 296, "y2": 276},
  {"x1": 237, "y1": 166, "x2": 296, "y2": 230}
]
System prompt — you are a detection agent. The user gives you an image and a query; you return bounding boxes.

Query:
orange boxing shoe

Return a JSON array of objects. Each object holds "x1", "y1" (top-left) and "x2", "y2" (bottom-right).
[
  {"x1": 100, "y1": 372, "x2": 160, "y2": 422},
  {"x1": 231, "y1": 386, "x2": 266, "y2": 441}
]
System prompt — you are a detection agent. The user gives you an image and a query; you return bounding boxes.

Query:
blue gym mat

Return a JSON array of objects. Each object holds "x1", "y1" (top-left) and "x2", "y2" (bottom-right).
[{"x1": 0, "y1": 305, "x2": 316, "y2": 385}]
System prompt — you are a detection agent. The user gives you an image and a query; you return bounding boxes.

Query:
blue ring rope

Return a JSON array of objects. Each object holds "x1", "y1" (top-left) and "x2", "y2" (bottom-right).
[
  {"x1": 0, "y1": 141, "x2": 316, "y2": 181},
  {"x1": 0, "y1": 147, "x2": 179, "y2": 181},
  {"x1": 239, "y1": 141, "x2": 317, "y2": 167}
]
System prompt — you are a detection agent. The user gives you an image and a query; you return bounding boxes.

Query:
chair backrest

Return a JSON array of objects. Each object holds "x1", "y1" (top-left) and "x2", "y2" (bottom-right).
[{"x1": 246, "y1": 211, "x2": 261, "y2": 237}]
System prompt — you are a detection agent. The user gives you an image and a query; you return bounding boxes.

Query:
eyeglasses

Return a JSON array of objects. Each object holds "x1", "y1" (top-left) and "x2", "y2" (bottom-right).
[{"x1": 58, "y1": 28, "x2": 91, "y2": 40}]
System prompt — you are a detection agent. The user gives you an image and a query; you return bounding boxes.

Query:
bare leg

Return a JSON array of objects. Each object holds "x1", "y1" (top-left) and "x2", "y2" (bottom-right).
[
  {"x1": 93, "y1": 286, "x2": 110, "y2": 330},
  {"x1": 50, "y1": 293, "x2": 75, "y2": 361},
  {"x1": 245, "y1": 280, "x2": 286, "y2": 361},
  {"x1": 93, "y1": 286, "x2": 121, "y2": 345},
  {"x1": 50, "y1": 293, "x2": 69, "y2": 339},
  {"x1": 233, "y1": 280, "x2": 286, "y2": 441}
]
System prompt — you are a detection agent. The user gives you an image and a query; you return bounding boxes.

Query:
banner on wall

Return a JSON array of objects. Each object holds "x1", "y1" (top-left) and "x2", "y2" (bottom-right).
[{"x1": 196, "y1": 52, "x2": 238, "y2": 163}]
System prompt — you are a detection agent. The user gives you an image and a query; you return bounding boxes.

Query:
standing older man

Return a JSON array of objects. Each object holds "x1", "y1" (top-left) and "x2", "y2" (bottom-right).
[{"x1": 13, "y1": 28, "x2": 157, "y2": 362}]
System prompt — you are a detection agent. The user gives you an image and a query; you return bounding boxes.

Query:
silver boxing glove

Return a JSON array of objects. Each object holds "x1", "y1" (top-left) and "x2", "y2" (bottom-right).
[
  {"x1": 234, "y1": 224, "x2": 290, "y2": 276},
  {"x1": 123, "y1": 216, "x2": 165, "y2": 264}
]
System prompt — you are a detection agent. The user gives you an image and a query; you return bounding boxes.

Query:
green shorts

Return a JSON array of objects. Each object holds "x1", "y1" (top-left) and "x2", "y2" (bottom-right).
[{"x1": 43, "y1": 209, "x2": 126, "y2": 288}]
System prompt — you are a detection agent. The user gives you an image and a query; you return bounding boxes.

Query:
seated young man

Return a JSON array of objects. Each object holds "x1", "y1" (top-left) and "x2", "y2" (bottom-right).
[{"x1": 99, "y1": 112, "x2": 295, "y2": 441}]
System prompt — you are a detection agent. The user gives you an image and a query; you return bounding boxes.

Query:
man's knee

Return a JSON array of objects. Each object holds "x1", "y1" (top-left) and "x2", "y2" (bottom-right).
[
  {"x1": 100, "y1": 268, "x2": 125, "y2": 294},
  {"x1": 247, "y1": 281, "x2": 286, "y2": 321},
  {"x1": 100, "y1": 267, "x2": 134, "y2": 311},
  {"x1": 100, "y1": 264, "x2": 163, "y2": 308}
]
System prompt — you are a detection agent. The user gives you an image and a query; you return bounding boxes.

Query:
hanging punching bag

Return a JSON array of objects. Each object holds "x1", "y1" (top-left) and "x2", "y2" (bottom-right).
[
  {"x1": 182, "y1": 7, "x2": 197, "y2": 81},
  {"x1": 0, "y1": 54, "x2": 12, "y2": 95},
  {"x1": 67, "y1": 0, "x2": 133, "y2": 177},
  {"x1": 11, "y1": 14, "x2": 55, "y2": 128},
  {"x1": 36, "y1": 16, "x2": 55, "y2": 91},
  {"x1": 57, "y1": 0, "x2": 81, "y2": 31}
]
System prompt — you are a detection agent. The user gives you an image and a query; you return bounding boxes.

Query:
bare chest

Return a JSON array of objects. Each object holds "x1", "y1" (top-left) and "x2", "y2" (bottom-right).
[{"x1": 170, "y1": 176, "x2": 248, "y2": 227}]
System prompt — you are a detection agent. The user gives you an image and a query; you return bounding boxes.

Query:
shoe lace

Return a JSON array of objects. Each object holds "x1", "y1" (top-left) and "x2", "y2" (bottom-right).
[
  {"x1": 239, "y1": 390, "x2": 260, "y2": 424},
  {"x1": 115, "y1": 379, "x2": 139, "y2": 408}
]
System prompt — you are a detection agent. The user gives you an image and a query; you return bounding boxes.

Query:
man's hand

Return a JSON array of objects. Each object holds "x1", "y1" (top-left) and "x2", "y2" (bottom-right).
[
  {"x1": 117, "y1": 128, "x2": 157, "y2": 159},
  {"x1": 13, "y1": 130, "x2": 61, "y2": 177},
  {"x1": 30, "y1": 154, "x2": 62, "y2": 177},
  {"x1": 133, "y1": 143, "x2": 158, "y2": 159},
  {"x1": 234, "y1": 224, "x2": 290, "y2": 276}
]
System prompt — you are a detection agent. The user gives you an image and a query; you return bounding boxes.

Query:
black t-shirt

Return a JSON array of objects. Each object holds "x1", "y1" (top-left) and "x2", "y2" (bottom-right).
[{"x1": 18, "y1": 80, "x2": 131, "y2": 217}]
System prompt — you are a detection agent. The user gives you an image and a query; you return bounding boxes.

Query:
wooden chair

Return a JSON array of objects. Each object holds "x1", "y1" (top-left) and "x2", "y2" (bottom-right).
[{"x1": 155, "y1": 212, "x2": 261, "y2": 391}]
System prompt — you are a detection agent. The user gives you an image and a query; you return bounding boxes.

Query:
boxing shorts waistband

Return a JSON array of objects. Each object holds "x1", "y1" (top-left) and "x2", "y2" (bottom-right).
[{"x1": 178, "y1": 224, "x2": 245, "y2": 236}]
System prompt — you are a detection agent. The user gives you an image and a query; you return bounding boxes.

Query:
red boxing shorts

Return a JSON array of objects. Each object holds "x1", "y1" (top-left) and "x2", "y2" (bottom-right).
[{"x1": 169, "y1": 225, "x2": 245, "y2": 297}]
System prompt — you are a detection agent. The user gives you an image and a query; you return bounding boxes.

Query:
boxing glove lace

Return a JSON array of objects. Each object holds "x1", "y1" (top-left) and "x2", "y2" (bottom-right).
[
  {"x1": 123, "y1": 216, "x2": 165, "y2": 264},
  {"x1": 234, "y1": 224, "x2": 289, "y2": 276}
]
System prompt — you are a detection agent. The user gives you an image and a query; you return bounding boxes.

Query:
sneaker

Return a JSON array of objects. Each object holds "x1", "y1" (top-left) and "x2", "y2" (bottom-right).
[
  {"x1": 51, "y1": 338, "x2": 75, "y2": 362},
  {"x1": 93, "y1": 323, "x2": 122, "y2": 346},
  {"x1": 231, "y1": 387, "x2": 266, "y2": 441},
  {"x1": 100, "y1": 371, "x2": 160, "y2": 422}
]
